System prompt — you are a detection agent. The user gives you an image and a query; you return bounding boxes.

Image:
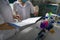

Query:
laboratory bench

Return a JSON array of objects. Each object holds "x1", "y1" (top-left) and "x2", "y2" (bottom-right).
[{"x1": 0, "y1": 18, "x2": 60, "y2": 40}]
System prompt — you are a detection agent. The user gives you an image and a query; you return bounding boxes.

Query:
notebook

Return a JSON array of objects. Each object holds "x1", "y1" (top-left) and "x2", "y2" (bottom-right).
[{"x1": 9, "y1": 17, "x2": 41, "y2": 27}]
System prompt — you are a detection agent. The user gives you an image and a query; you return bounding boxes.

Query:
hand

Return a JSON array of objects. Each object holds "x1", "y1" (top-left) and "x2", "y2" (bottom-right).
[
  {"x1": 16, "y1": 15, "x2": 22, "y2": 21},
  {"x1": 34, "y1": 12, "x2": 38, "y2": 16},
  {"x1": 13, "y1": 15, "x2": 22, "y2": 21}
]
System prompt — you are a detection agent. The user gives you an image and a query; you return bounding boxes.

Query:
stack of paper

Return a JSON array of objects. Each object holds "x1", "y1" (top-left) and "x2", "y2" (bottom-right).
[{"x1": 9, "y1": 17, "x2": 41, "y2": 27}]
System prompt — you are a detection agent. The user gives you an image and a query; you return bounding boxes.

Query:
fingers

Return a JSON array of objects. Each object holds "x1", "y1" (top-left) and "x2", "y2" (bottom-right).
[
  {"x1": 13, "y1": 14, "x2": 22, "y2": 21},
  {"x1": 16, "y1": 15, "x2": 22, "y2": 20}
]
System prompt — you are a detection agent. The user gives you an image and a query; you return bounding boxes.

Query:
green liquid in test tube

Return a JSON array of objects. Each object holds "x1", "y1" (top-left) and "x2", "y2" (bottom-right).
[{"x1": 48, "y1": 12, "x2": 53, "y2": 19}]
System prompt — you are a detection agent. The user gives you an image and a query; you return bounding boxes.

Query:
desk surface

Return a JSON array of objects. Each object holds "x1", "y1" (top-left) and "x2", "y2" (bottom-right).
[
  {"x1": 34, "y1": 20, "x2": 60, "y2": 40},
  {"x1": 44, "y1": 23, "x2": 60, "y2": 40}
]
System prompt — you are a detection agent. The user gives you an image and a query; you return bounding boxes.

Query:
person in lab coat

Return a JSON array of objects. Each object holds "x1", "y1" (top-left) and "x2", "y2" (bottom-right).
[
  {"x1": 13, "y1": 0, "x2": 38, "y2": 20},
  {"x1": 0, "y1": 0, "x2": 14, "y2": 23}
]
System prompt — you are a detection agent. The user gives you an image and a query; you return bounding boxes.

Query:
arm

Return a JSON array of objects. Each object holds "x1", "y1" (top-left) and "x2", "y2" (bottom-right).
[
  {"x1": 34, "y1": 5, "x2": 39, "y2": 16},
  {"x1": 28, "y1": 1, "x2": 34, "y2": 17},
  {"x1": 13, "y1": 3, "x2": 22, "y2": 21},
  {"x1": 29, "y1": 1, "x2": 38, "y2": 16},
  {"x1": 29, "y1": 1, "x2": 34, "y2": 14}
]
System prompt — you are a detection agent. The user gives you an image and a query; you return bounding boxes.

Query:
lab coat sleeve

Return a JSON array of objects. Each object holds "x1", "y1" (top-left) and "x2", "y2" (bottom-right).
[
  {"x1": 13, "y1": 3, "x2": 18, "y2": 14},
  {"x1": 0, "y1": 14, "x2": 5, "y2": 24},
  {"x1": 29, "y1": 2, "x2": 34, "y2": 14},
  {"x1": 0, "y1": 0, "x2": 14, "y2": 23}
]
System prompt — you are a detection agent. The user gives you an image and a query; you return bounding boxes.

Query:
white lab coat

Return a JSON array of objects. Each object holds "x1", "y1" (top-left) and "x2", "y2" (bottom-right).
[
  {"x1": 13, "y1": 1, "x2": 34, "y2": 20},
  {"x1": 0, "y1": 0, "x2": 14, "y2": 23}
]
